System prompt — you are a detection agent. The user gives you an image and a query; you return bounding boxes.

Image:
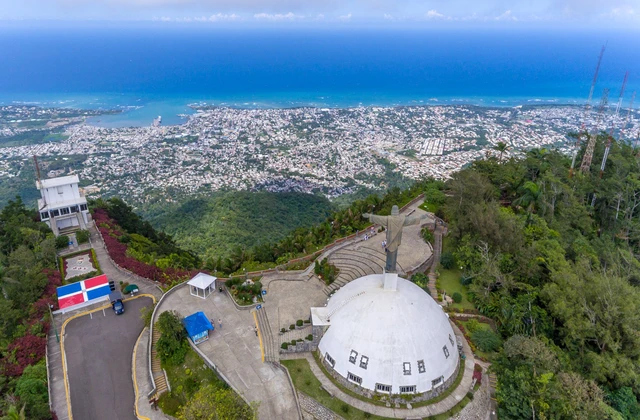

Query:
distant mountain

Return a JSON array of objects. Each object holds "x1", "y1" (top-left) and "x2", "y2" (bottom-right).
[{"x1": 141, "y1": 191, "x2": 334, "y2": 260}]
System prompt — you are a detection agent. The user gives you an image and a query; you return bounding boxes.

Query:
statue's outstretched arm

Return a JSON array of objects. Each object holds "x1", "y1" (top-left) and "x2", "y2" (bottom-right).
[
  {"x1": 362, "y1": 213, "x2": 388, "y2": 226},
  {"x1": 404, "y1": 213, "x2": 429, "y2": 226}
]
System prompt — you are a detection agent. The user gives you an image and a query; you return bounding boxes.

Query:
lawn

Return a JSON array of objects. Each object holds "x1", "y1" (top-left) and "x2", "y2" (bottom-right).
[
  {"x1": 419, "y1": 202, "x2": 440, "y2": 213},
  {"x1": 281, "y1": 359, "x2": 393, "y2": 420},
  {"x1": 158, "y1": 346, "x2": 233, "y2": 416},
  {"x1": 438, "y1": 268, "x2": 475, "y2": 311}
]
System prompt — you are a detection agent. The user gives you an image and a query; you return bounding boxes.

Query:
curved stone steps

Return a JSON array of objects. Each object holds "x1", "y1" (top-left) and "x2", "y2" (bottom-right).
[
  {"x1": 328, "y1": 257, "x2": 381, "y2": 276},
  {"x1": 339, "y1": 247, "x2": 387, "y2": 265},
  {"x1": 329, "y1": 265, "x2": 362, "y2": 281}
]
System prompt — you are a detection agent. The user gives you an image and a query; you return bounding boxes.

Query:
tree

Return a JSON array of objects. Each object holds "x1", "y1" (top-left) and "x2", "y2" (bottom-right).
[
  {"x1": 156, "y1": 311, "x2": 188, "y2": 366},
  {"x1": 493, "y1": 141, "x2": 510, "y2": 163},
  {"x1": 55, "y1": 235, "x2": 69, "y2": 250}
]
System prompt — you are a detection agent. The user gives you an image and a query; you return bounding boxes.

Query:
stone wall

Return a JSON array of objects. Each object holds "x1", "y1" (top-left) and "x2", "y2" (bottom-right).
[{"x1": 299, "y1": 392, "x2": 345, "y2": 420}]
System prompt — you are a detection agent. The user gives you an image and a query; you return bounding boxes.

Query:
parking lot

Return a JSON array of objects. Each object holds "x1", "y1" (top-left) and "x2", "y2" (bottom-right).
[{"x1": 63, "y1": 296, "x2": 153, "y2": 420}]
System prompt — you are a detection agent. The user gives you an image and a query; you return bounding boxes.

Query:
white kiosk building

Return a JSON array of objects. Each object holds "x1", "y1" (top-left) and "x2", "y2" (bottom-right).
[
  {"x1": 37, "y1": 175, "x2": 89, "y2": 236},
  {"x1": 311, "y1": 273, "x2": 460, "y2": 397},
  {"x1": 187, "y1": 272, "x2": 217, "y2": 299}
]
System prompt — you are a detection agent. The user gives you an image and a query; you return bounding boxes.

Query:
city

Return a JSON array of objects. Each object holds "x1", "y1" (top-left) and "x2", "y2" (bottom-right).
[{"x1": 1, "y1": 104, "x2": 638, "y2": 204}]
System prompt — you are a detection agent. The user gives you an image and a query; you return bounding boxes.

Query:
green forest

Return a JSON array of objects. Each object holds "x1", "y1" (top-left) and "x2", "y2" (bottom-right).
[
  {"x1": 0, "y1": 198, "x2": 59, "y2": 419},
  {"x1": 141, "y1": 191, "x2": 334, "y2": 262},
  {"x1": 440, "y1": 135, "x2": 640, "y2": 419}
]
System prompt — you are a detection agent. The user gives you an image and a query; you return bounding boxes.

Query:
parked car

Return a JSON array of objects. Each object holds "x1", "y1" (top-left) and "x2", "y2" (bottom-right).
[{"x1": 109, "y1": 291, "x2": 125, "y2": 315}]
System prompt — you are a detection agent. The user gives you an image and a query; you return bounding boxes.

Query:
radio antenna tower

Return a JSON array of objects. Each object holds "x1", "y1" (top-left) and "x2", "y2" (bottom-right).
[
  {"x1": 570, "y1": 44, "x2": 606, "y2": 176},
  {"x1": 580, "y1": 88, "x2": 609, "y2": 174},
  {"x1": 600, "y1": 74, "x2": 629, "y2": 177}
]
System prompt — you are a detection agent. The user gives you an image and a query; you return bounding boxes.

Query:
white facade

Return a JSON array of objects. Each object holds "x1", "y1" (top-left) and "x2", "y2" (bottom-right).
[
  {"x1": 37, "y1": 175, "x2": 89, "y2": 236},
  {"x1": 312, "y1": 274, "x2": 459, "y2": 395}
]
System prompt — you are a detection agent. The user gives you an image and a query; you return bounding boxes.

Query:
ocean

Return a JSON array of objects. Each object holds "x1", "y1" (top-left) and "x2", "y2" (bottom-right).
[{"x1": 0, "y1": 24, "x2": 639, "y2": 127}]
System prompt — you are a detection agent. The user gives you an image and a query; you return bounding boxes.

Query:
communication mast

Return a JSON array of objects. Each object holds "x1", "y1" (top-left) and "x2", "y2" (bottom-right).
[
  {"x1": 570, "y1": 45, "x2": 606, "y2": 176},
  {"x1": 600, "y1": 74, "x2": 629, "y2": 177},
  {"x1": 580, "y1": 88, "x2": 609, "y2": 174}
]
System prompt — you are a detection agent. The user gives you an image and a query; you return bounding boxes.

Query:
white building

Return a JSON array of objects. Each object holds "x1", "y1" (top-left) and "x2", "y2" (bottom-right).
[
  {"x1": 311, "y1": 273, "x2": 459, "y2": 396},
  {"x1": 37, "y1": 175, "x2": 89, "y2": 236}
]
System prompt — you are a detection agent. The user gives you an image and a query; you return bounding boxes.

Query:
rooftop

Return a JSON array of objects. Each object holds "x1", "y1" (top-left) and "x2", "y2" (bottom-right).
[{"x1": 37, "y1": 175, "x2": 80, "y2": 189}]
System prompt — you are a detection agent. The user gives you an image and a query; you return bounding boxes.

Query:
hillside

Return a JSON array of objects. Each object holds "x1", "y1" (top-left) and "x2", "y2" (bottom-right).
[
  {"x1": 141, "y1": 191, "x2": 334, "y2": 261},
  {"x1": 439, "y1": 136, "x2": 640, "y2": 419}
]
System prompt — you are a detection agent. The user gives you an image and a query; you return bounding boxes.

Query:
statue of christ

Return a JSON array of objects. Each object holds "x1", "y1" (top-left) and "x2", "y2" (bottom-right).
[{"x1": 362, "y1": 205, "x2": 428, "y2": 273}]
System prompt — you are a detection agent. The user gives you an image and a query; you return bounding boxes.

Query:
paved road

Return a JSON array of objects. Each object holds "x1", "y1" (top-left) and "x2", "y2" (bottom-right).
[{"x1": 64, "y1": 296, "x2": 153, "y2": 420}]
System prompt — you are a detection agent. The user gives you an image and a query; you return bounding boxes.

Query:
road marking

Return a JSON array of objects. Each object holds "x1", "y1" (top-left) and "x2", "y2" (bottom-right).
[
  {"x1": 103, "y1": 308, "x2": 106, "y2": 317},
  {"x1": 89, "y1": 313, "x2": 92, "y2": 319},
  {"x1": 252, "y1": 311, "x2": 265, "y2": 363},
  {"x1": 132, "y1": 327, "x2": 151, "y2": 420},
  {"x1": 59, "y1": 293, "x2": 157, "y2": 420}
]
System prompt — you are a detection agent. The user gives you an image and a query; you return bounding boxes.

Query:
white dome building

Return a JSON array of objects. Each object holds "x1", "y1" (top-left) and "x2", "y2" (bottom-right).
[{"x1": 311, "y1": 273, "x2": 460, "y2": 396}]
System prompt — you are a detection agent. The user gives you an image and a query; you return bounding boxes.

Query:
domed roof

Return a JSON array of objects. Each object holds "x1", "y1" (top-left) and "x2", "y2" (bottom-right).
[{"x1": 315, "y1": 273, "x2": 459, "y2": 394}]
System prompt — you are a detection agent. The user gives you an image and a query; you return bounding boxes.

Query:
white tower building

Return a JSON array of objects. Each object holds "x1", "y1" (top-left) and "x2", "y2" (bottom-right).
[
  {"x1": 37, "y1": 175, "x2": 89, "y2": 236},
  {"x1": 311, "y1": 273, "x2": 460, "y2": 397}
]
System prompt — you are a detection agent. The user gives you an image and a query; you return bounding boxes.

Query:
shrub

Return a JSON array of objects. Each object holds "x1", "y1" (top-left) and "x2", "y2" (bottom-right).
[
  {"x1": 460, "y1": 275, "x2": 472, "y2": 286},
  {"x1": 156, "y1": 311, "x2": 188, "y2": 366},
  {"x1": 306, "y1": 334, "x2": 313, "y2": 341},
  {"x1": 471, "y1": 329, "x2": 502, "y2": 352},
  {"x1": 281, "y1": 328, "x2": 286, "y2": 333},
  {"x1": 296, "y1": 319, "x2": 303, "y2": 327},
  {"x1": 281, "y1": 343, "x2": 289, "y2": 350},
  {"x1": 290, "y1": 340, "x2": 297, "y2": 345},
  {"x1": 55, "y1": 235, "x2": 70, "y2": 249},
  {"x1": 466, "y1": 319, "x2": 481, "y2": 334},
  {"x1": 452, "y1": 292, "x2": 463, "y2": 303},
  {"x1": 289, "y1": 324, "x2": 295, "y2": 330},
  {"x1": 421, "y1": 227, "x2": 435, "y2": 243},
  {"x1": 341, "y1": 404, "x2": 350, "y2": 413},
  {"x1": 440, "y1": 251, "x2": 455, "y2": 269},
  {"x1": 76, "y1": 229, "x2": 90, "y2": 244}
]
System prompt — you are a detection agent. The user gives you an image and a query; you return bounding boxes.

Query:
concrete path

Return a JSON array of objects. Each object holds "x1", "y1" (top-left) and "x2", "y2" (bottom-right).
[{"x1": 155, "y1": 285, "x2": 299, "y2": 420}]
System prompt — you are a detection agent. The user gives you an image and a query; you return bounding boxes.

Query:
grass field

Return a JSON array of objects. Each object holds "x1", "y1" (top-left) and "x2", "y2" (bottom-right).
[
  {"x1": 281, "y1": 359, "x2": 393, "y2": 420},
  {"x1": 438, "y1": 268, "x2": 475, "y2": 311},
  {"x1": 459, "y1": 319, "x2": 498, "y2": 361}
]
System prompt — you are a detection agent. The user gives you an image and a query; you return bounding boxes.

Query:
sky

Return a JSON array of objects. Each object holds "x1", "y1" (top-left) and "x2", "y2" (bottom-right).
[{"x1": 0, "y1": 0, "x2": 639, "y2": 28}]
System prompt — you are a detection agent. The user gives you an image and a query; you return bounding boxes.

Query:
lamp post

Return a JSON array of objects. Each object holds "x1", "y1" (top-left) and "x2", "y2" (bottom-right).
[{"x1": 49, "y1": 304, "x2": 59, "y2": 343}]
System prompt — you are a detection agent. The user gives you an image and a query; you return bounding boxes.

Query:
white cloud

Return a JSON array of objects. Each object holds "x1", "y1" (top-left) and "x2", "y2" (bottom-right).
[
  {"x1": 208, "y1": 13, "x2": 241, "y2": 22},
  {"x1": 337, "y1": 13, "x2": 352, "y2": 21},
  {"x1": 425, "y1": 10, "x2": 444, "y2": 19},
  {"x1": 495, "y1": 10, "x2": 518, "y2": 21},
  {"x1": 383, "y1": 14, "x2": 394, "y2": 20},
  {"x1": 253, "y1": 12, "x2": 301, "y2": 21}
]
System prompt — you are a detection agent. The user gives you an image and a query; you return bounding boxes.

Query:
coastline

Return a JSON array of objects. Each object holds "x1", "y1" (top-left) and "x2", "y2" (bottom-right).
[{"x1": 0, "y1": 92, "x2": 588, "y2": 128}]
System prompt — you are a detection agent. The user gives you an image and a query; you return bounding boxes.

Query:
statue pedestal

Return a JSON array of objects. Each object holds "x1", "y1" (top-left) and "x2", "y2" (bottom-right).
[{"x1": 383, "y1": 272, "x2": 398, "y2": 291}]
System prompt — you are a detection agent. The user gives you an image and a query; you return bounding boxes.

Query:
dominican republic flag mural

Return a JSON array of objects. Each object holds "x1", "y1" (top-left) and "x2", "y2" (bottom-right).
[{"x1": 57, "y1": 274, "x2": 111, "y2": 309}]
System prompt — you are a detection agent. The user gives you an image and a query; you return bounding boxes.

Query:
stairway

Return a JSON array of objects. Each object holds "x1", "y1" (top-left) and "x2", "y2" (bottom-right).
[
  {"x1": 149, "y1": 326, "x2": 168, "y2": 401},
  {"x1": 255, "y1": 307, "x2": 278, "y2": 363}
]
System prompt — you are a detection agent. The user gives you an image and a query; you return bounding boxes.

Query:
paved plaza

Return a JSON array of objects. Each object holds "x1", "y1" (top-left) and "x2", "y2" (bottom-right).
[{"x1": 154, "y1": 286, "x2": 300, "y2": 420}]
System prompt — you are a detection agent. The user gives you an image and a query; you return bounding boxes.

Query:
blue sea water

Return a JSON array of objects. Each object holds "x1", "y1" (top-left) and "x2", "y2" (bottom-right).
[{"x1": 0, "y1": 24, "x2": 639, "y2": 127}]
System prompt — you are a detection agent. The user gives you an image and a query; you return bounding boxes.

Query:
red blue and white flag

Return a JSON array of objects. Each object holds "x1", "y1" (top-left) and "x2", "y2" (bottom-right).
[{"x1": 57, "y1": 274, "x2": 111, "y2": 309}]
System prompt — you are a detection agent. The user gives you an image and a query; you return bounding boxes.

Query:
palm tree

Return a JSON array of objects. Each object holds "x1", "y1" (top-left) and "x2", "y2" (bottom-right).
[
  {"x1": 493, "y1": 141, "x2": 510, "y2": 163},
  {"x1": 514, "y1": 181, "x2": 542, "y2": 218}
]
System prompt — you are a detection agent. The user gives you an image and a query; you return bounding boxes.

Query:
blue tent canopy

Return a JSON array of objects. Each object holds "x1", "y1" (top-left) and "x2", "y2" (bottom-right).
[{"x1": 183, "y1": 312, "x2": 214, "y2": 343}]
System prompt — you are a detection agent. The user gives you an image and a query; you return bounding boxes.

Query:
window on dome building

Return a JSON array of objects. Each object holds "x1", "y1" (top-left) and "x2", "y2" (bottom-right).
[
  {"x1": 449, "y1": 334, "x2": 455, "y2": 346},
  {"x1": 400, "y1": 385, "x2": 416, "y2": 394},
  {"x1": 443, "y1": 345, "x2": 450, "y2": 359},
  {"x1": 70, "y1": 205, "x2": 79, "y2": 213},
  {"x1": 347, "y1": 372, "x2": 362, "y2": 385},
  {"x1": 376, "y1": 383, "x2": 392, "y2": 393},
  {"x1": 349, "y1": 350, "x2": 358, "y2": 364},
  {"x1": 359, "y1": 355, "x2": 369, "y2": 369},
  {"x1": 80, "y1": 204, "x2": 88, "y2": 211},
  {"x1": 403, "y1": 362, "x2": 411, "y2": 375},
  {"x1": 325, "y1": 353, "x2": 335, "y2": 368},
  {"x1": 418, "y1": 360, "x2": 426, "y2": 373},
  {"x1": 60, "y1": 207, "x2": 70, "y2": 215},
  {"x1": 40, "y1": 212, "x2": 49, "y2": 220},
  {"x1": 432, "y1": 376, "x2": 444, "y2": 388}
]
